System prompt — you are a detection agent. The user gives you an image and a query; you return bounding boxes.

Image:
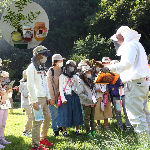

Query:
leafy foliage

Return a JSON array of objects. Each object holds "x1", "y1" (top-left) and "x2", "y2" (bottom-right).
[
  {"x1": 71, "y1": 34, "x2": 118, "y2": 61},
  {"x1": 31, "y1": 0, "x2": 100, "y2": 58},
  {"x1": 3, "y1": 0, "x2": 40, "y2": 32},
  {"x1": 0, "y1": 0, "x2": 150, "y2": 82},
  {"x1": 69, "y1": 53, "x2": 86, "y2": 65},
  {"x1": 86, "y1": 0, "x2": 150, "y2": 53},
  {"x1": 0, "y1": 39, "x2": 32, "y2": 83}
]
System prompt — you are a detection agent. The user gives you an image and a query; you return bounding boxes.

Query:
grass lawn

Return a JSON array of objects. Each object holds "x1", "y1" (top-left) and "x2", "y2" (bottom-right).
[{"x1": 3, "y1": 102, "x2": 150, "y2": 150}]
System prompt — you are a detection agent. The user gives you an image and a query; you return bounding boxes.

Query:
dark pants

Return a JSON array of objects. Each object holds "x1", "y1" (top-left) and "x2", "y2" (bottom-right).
[{"x1": 83, "y1": 106, "x2": 95, "y2": 134}]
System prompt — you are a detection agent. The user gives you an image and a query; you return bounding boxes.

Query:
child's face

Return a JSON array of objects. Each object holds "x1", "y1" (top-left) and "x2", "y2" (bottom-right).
[
  {"x1": 84, "y1": 70, "x2": 91, "y2": 79},
  {"x1": 3, "y1": 85, "x2": 7, "y2": 89}
]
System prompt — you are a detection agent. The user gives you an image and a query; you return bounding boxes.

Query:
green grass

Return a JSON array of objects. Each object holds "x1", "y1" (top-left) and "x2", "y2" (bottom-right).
[{"x1": 3, "y1": 103, "x2": 150, "y2": 150}]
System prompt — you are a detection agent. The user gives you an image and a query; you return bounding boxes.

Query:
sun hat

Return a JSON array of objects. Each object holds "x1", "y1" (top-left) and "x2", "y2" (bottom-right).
[
  {"x1": 52, "y1": 54, "x2": 64, "y2": 62},
  {"x1": 102, "y1": 57, "x2": 110, "y2": 63},
  {"x1": 33, "y1": 45, "x2": 50, "y2": 56},
  {"x1": 66, "y1": 60, "x2": 76, "y2": 67},
  {"x1": 1, "y1": 71, "x2": 9, "y2": 78},
  {"x1": 77, "y1": 60, "x2": 88, "y2": 69},
  {"x1": 81, "y1": 65, "x2": 92, "y2": 75}
]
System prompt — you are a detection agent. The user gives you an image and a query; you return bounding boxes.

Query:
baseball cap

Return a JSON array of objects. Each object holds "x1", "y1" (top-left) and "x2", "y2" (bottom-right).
[{"x1": 33, "y1": 45, "x2": 50, "y2": 56}]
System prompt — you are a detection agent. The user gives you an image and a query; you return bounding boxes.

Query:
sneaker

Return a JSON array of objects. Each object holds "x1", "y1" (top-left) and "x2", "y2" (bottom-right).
[
  {"x1": 62, "y1": 131, "x2": 70, "y2": 137},
  {"x1": 0, "y1": 139, "x2": 11, "y2": 145},
  {"x1": 92, "y1": 131, "x2": 98, "y2": 136},
  {"x1": 58, "y1": 127, "x2": 63, "y2": 132},
  {"x1": 30, "y1": 145, "x2": 49, "y2": 150},
  {"x1": 53, "y1": 131, "x2": 59, "y2": 137},
  {"x1": 0, "y1": 144, "x2": 5, "y2": 149},
  {"x1": 97, "y1": 125, "x2": 101, "y2": 130},
  {"x1": 22, "y1": 131, "x2": 31, "y2": 138},
  {"x1": 75, "y1": 131, "x2": 81, "y2": 136},
  {"x1": 87, "y1": 132, "x2": 93, "y2": 138},
  {"x1": 40, "y1": 138, "x2": 53, "y2": 147}
]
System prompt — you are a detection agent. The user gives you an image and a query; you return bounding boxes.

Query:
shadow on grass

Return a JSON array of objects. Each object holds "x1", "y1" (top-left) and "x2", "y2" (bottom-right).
[
  {"x1": 9, "y1": 112, "x2": 24, "y2": 115},
  {"x1": 4, "y1": 135, "x2": 31, "y2": 150}
]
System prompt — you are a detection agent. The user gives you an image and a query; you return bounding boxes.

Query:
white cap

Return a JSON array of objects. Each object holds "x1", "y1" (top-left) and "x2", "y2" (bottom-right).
[
  {"x1": 81, "y1": 65, "x2": 92, "y2": 74},
  {"x1": 102, "y1": 57, "x2": 110, "y2": 62},
  {"x1": 52, "y1": 54, "x2": 64, "y2": 62},
  {"x1": 66, "y1": 60, "x2": 76, "y2": 66}
]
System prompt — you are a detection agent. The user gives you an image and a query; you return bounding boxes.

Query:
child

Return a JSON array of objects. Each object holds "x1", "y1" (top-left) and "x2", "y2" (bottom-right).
[
  {"x1": 108, "y1": 77, "x2": 131, "y2": 130},
  {"x1": 93, "y1": 64, "x2": 103, "y2": 129},
  {"x1": 57, "y1": 60, "x2": 83, "y2": 136},
  {"x1": 19, "y1": 70, "x2": 32, "y2": 137},
  {"x1": 94, "y1": 57, "x2": 113, "y2": 129},
  {"x1": 27, "y1": 46, "x2": 53, "y2": 149},
  {"x1": 47, "y1": 54, "x2": 64, "y2": 136},
  {"x1": 0, "y1": 85, "x2": 11, "y2": 149},
  {"x1": 78, "y1": 65, "x2": 97, "y2": 137}
]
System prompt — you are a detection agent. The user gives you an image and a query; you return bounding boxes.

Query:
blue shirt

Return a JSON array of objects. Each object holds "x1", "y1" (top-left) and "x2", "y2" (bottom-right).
[{"x1": 108, "y1": 77, "x2": 124, "y2": 98}]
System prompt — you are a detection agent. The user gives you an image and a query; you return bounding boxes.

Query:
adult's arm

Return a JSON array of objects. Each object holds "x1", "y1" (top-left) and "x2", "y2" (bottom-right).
[{"x1": 108, "y1": 42, "x2": 138, "y2": 74}]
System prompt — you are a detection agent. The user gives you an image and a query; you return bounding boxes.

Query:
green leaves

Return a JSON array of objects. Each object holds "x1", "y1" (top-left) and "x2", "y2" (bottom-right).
[
  {"x1": 2, "y1": 0, "x2": 41, "y2": 32},
  {"x1": 70, "y1": 34, "x2": 117, "y2": 61}
]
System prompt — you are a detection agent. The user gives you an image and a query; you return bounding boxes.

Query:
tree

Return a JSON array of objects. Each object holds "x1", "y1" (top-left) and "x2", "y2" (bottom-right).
[
  {"x1": 31, "y1": 0, "x2": 100, "y2": 58},
  {"x1": 0, "y1": 39, "x2": 32, "y2": 83},
  {"x1": 86, "y1": 0, "x2": 150, "y2": 54},
  {"x1": 70, "y1": 34, "x2": 118, "y2": 62}
]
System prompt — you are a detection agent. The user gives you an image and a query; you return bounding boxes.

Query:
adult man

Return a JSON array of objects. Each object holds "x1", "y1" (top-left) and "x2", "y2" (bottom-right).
[
  {"x1": 102, "y1": 26, "x2": 150, "y2": 138},
  {"x1": 27, "y1": 45, "x2": 53, "y2": 150}
]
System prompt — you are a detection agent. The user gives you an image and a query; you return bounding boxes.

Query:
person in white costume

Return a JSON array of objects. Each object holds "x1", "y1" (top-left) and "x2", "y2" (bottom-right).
[{"x1": 101, "y1": 26, "x2": 150, "y2": 137}]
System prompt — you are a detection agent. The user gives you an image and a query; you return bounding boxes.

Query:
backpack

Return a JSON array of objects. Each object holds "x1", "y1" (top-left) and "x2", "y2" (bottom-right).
[{"x1": 50, "y1": 67, "x2": 63, "y2": 77}]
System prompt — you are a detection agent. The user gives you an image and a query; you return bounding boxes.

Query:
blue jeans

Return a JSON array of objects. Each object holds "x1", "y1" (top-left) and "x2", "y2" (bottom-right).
[{"x1": 49, "y1": 105, "x2": 58, "y2": 132}]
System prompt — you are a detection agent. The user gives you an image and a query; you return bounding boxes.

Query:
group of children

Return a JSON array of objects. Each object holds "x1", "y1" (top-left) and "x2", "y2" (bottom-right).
[
  {"x1": 0, "y1": 51, "x2": 131, "y2": 149},
  {"x1": 19, "y1": 55, "x2": 131, "y2": 139},
  {"x1": 31, "y1": 54, "x2": 130, "y2": 138}
]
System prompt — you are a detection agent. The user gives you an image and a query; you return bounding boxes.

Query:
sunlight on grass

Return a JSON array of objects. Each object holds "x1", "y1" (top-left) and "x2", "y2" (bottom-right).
[{"x1": 4, "y1": 105, "x2": 150, "y2": 150}]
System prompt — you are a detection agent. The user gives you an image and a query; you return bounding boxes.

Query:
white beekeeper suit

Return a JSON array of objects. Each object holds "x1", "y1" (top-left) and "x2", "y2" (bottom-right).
[{"x1": 108, "y1": 26, "x2": 150, "y2": 137}]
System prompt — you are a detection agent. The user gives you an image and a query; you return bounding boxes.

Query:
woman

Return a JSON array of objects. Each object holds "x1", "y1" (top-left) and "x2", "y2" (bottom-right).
[{"x1": 47, "y1": 54, "x2": 64, "y2": 136}]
